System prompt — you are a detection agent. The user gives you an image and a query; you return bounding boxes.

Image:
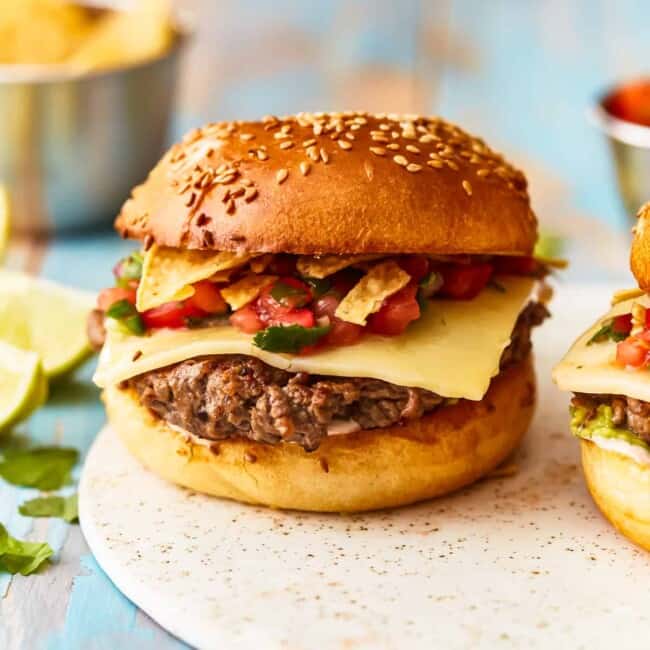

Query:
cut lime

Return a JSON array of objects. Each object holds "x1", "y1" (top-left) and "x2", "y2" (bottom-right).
[
  {"x1": 0, "y1": 342, "x2": 47, "y2": 436},
  {"x1": 0, "y1": 186, "x2": 9, "y2": 264},
  {"x1": 0, "y1": 270, "x2": 95, "y2": 378}
]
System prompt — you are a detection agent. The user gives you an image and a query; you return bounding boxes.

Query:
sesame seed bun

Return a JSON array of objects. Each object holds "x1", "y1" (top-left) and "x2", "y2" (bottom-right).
[
  {"x1": 631, "y1": 202, "x2": 650, "y2": 290},
  {"x1": 581, "y1": 439, "x2": 650, "y2": 551},
  {"x1": 115, "y1": 112, "x2": 537, "y2": 256},
  {"x1": 102, "y1": 356, "x2": 535, "y2": 513}
]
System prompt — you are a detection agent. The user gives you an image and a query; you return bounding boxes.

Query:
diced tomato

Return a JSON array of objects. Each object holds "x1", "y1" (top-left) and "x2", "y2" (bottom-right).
[
  {"x1": 97, "y1": 287, "x2": 136, "y2": 312},
  {"x1": 438, "y1": 263, "x2": 493, "y2": 300},
  {"x1": 142, "y1": 301, "x2": 205, "y2": 329},
  {"x1": 612, "y1": 313, "x2": 633, "y2": 337},
  {"x1": 616, "y1": 337, "x2": 649, "y2": 368},
  {"x1": 230, "y1": 304, "x2": 264, "y2": 333},
  {"x1": 313, "y1": 292, "x2": 363, "y2": 347},
  {"x1": 493, "y1": 256, "x2": 538, "y2": 276},
  {"x1": 188, "y1": 280, "x2": 227, "y2": 314},
  {"x1": 367, "y1": 284, "x2": 420, "y2": 336},
  {"x1": 397, "y1": 255, "x2": 430, "y2": 281},
  {"x1": 604, "y1": 80, "x2": 650, "y2": 127},
  {"x1": 269, "y1": 308, "x2": 315, "y2": 328},
  {"x1": 268, "y1": 254, "x2": 297, "y2": 276}
]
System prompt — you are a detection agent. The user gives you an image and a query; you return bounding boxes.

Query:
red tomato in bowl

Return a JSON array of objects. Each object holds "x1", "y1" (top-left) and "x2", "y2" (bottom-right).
[{"x1": 367, "y1": 284, "x2": 420, "y2": 336}]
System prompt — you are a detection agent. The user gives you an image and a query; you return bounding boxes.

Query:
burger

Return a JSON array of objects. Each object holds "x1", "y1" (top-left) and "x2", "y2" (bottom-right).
[
  {"x1": 90, "y1": 111, "x2": 551, "y2": 512},
  {"x1": 553, "y1": 203, "x2": 650, "y2": 550}
]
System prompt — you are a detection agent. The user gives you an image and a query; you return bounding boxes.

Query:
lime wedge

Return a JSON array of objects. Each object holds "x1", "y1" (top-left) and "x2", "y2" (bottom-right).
[
  {"x1": 0, "y1": 186, "x2": 10, "y2": 264},
  {"x1": 0, "y1": 342, "x2": 47, "y2": 435},
  {"x1": 0, "y1": 270, "x2": 95, "y2": 378}
]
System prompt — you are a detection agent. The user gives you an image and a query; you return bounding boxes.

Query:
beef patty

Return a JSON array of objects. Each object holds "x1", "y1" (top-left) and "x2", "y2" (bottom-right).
[
  {"x1": 128, "y1": 302, "x2": 548, "y2": 451},
  {"x1": 571, "y1": 394, "x2": 650, "y2": 444}
]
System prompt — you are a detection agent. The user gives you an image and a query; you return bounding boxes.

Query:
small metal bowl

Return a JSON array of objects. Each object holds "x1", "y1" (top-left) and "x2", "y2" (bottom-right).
[
  {"x1": 592, "y1": 81, "x2": 650, "y2": 221},
  {"x1": 0, "y1": 5, "x2": 190, "y2": 234}
]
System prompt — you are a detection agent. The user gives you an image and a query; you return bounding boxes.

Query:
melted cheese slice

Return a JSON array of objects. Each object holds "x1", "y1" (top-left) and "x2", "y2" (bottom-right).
[
  {"x1": 94, "y1": 276, "x2": 535, "y2": 400},
  {"x1": 553, "y1": 292, "x2": 650, "y2": 401}
]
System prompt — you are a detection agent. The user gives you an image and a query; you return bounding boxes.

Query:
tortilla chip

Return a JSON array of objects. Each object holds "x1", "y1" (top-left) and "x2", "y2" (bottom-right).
[
  {"x1": 296, "y1": 254, "x2": 383, "y2": 279},
  {"x1": 534, "y1": 255, "x2": 568, "y2": 270},
  {"x1": 250, "y1": 254, "x2": 275, "y2": 273},
  {"x1": 137, "y1": 245, "x2": 254, "y2": 312},
  {"x1": 220, "y1": 274, "x2": 277, "y2": 310},
  {"x1": 335, "y1": 260, "x2": 410, "y2": 325},
  {"x1": 611, "y1": 288, "x2": 645, "y2": 306}
]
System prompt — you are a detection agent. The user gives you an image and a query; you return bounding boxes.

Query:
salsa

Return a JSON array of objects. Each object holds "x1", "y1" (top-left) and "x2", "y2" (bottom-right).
[{"x1": 97, "y1": 251, "x2": 545, "y2": 354}]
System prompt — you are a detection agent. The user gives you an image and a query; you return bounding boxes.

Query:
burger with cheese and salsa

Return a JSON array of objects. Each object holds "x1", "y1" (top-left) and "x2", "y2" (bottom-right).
[
  {"x1": 553, "y1": 202, "x2": 650, "y2": 550},
  {"x1": 90, "y1": 111, "x2": 552, "y2": 512}
]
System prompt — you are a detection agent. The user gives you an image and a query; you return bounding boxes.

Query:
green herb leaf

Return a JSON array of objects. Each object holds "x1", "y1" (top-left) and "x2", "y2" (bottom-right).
[
  {"x1": 253, "y1": 324, "x2": 330, "y2": 353},
  {"x1": 587, "y1": 319, "x2": 627, "y2": 345},
  {"x1": 122, "y1": 314, "x2": 145, "y2": 336},
  {"x1": 304, "y1": 277, "x2": 331, "y2": 299},
  {"x1": 0, "y1": 446, "x2": 79, "y2": 490},
  {"x1": 0, "y1": 524, "x2": 53, "y2": 575},
  {"x1": 19, "y1": 494, "x2": 78, "y2": 523},
  {"x1": 106, "y1": 299, "x2": 135, "y2": 319},
  {"x1": 270, "y1": 282, "x2": 309, "y2": 306},
  {"x1": 116, "y1": 252, "x2": 143, "y2": 287}
]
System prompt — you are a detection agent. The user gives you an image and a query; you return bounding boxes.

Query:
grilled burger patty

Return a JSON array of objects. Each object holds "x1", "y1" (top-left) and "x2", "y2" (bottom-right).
[
  {"x1": 127, "y1": 302, "x2": 548, "y2": 452},
  {"x1": 571, "y1": 394, "x2": 650, "y2": 444}
]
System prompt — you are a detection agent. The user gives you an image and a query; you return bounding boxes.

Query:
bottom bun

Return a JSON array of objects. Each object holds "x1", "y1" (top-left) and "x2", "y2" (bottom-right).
[
  {"x1": 581, "y1": 439, "x2": 650, "y2": 551},
  {"x1": 104, "y1": 356, "x2": 536, "y2": 513}
]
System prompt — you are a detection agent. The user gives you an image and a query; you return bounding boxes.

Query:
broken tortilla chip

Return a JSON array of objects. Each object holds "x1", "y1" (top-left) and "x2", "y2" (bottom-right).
[
  {"x1": 220, "y1": 274, "x2": 277, "y2": 310},
  {"x1": 250, "y1": 254, "x2": 275, "y2": 273},
  {"x1": 335, "y1": 260, "x2": 410, "y2": 325},
  {"x1": 296, "y1": 254, "x2": 383, "y2": 279},
  {"x1": 611, "y1": 287, "x2": 646, "y2": 306},
  {"x1": 137, "y1": 245, "x2": 254, "y2": 312}
]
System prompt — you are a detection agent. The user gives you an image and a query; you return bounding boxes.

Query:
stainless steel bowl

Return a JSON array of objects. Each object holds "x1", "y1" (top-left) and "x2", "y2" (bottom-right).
[
  {"x1": 592, "y1": 87, "x2": 650, "y2": 221},
  {"x1": 0, "y1": 9, "x2": 188, "y2": 234}
]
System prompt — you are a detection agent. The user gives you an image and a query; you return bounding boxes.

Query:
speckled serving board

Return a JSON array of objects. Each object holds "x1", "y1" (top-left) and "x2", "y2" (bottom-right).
[{"x1": 79, "y1": 286, "x2": 650, "y2": 650}]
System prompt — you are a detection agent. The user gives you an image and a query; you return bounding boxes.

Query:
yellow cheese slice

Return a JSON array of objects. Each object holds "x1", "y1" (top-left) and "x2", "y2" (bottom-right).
[
  {"x1": 553, "y1": 292, "x2": 650, "y2": 401},
  {"x1": 95, "y1": 276, "x2": 535, "y2": 400}
]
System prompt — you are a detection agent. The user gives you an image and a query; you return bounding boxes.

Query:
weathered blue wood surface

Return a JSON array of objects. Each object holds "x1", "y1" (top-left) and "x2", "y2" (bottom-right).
[{"x1": 0, "y1": 1, "x2": 646, "y2": 647}]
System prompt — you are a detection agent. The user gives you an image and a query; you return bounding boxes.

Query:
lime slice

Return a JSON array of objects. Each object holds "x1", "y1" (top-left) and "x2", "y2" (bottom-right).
[
  {"x1": 0, "y1": 186, "x2": 10, "y2": 264},
  {"x1": 0, "y1": 342, "x2": 47, "y2": 435},
  {"x1": 0, "y1": 270, "x2": 95, "y2": 378}
]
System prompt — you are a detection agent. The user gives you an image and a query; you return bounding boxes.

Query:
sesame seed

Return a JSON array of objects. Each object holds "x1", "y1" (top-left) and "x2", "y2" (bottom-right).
[
  {"x1": 462, "y1": 180, "x2": 473, "y2": 195},
  {"x1": 446, "y1": 160, "x2": 459, "y2": 171},
  {"x1": 391, "y1": 131, "x2": 399, "y2": 138},
  {"x1": 300, "y1": 161, "x2": 311, "y2": 176},
  {"x1": 406, "y1": 163, "x2": 422, "y2": 172},
  {"x1": 379, "y1": 123, "x2": 390, "y2": 131},
  {"x1": 276, "y1": 169, "x2": 289, "y2": 184},
  {"x1": 230, "y1": 187, "x2": 245, "y2": 199},
  {"x1": 419, "y1": 134, "x2": 436, "y2": 143},
  {"x1": 239, "y1": 133, "x2": 255, "y2": 141},
  {"x1": 320, "y1": 148, "x2": 330, "y2": 164},
  {"x1": 338, "y1": 140, "x2": 352, "y2": 150},
  {"x1": 364, "y1": 161, "x2": 374, "y2": 180},
  {"x1": 185, "y1": 192, "x2": 196, "y2": 207},
  {"x1": 274, "y1": 131, "x2": 289, "y2": 140},
  {"x1": 386, "y1": 143, "x2": 400, "y2": 151},
  {"x1": 307, "y1": 146, "x2": 319, "y2": 161},
  {"x1": 345, "y1": 132, "x2": 355, "y2": 140},
  {"x1": 280, "y1": 124, "x2": 292, "y2": 134},
  {"x1": 427, "y1": 159, "x2": 444, "y2": 169},
  {"x1": 476, "y1": 168, "x2": 490, "y2": 177},
  {"x1": 369, "y1": 146, "x2": 386, "y2": 156},
  {"x1": 406, "y1": 144, "x2": 421, "y2": 154},
  {"x1": 257, "y1": 150, "x2": 269, "y2": 161},
  {"x1": 393, "y1": 155, "x2": 408, "y2": 166},
  {"x1": 226, "y1": 199, "x2": 236, "y2": 214},
  {"x1": 313, "y1": 123, "x2": 323, "y2": 135},
  {"x1": 371, "y1": 133, "x2": 389, "y2": 143},
  {"x1": 279, "y1": 141, "x2": 294, "y2": 150},
  {"x1": 244, "y1": 187, "x2": 258, "y2": 202},
  {"x1": 302, "y1": 138, "x2": 316, "y2": 147}
]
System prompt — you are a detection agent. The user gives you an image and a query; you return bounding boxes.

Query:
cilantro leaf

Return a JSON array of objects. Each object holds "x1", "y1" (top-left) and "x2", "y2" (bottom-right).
[
  {"x1": 253, "y1": 324, "x2": 330, "y2": 353},
  {"x1": 19, "y1": 494, "x2": 78, "y2": 523},
  {"x1": 270, "y1": 281, "x2": 310, "y2": 306},
  {"x1": 587, "y1": 319, "x2": 628, "y2": 345},
  {"x1": 0, "y1": 524, "x2": 53, "y2": 575},
  {"x1": 0, "y1": 446, "x2": 79, "y2": 490}
]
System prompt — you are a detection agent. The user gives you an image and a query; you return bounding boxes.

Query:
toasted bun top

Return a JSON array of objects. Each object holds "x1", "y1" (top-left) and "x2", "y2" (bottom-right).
[
  {"x1": 116, "y1": 112, "x2": 537, "y2": 256},
  {"x1": 631, "y1": 202, "x2": 650, "y2": 290}
]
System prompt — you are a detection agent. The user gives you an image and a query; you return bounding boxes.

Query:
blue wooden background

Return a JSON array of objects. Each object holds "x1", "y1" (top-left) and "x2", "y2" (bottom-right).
[{"x1": 1, "y1": 1, "x2": 648, "y2": 647}]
